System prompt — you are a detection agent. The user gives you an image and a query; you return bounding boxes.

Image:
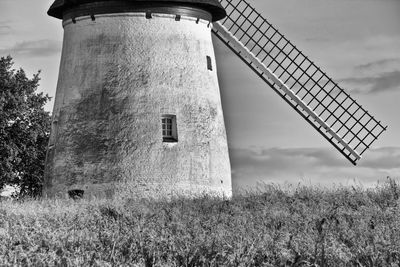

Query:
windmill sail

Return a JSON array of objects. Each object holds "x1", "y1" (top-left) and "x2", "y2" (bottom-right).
[{"x1": 213, "y1": 0, "x2": 387, "y2": 165}]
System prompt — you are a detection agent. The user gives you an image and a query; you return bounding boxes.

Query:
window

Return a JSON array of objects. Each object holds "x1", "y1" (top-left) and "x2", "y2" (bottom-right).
[
  {"x1": 162, "y1": 117, "x2": 173, "y2": 137},
  {"x1": 207, "y1": 56, "x2": 212, "y2": 71},
  {"x1": 68, "y1": 189, "x2": 84, "y2": 199},
  {"x1": 162, "y1": 115, "x2": 178, "y2": 142}
]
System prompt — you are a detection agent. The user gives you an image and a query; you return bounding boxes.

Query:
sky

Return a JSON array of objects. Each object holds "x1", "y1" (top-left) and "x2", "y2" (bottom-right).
[{"x1": 1, "y1": 0, "x2": 399, "y2": 193}]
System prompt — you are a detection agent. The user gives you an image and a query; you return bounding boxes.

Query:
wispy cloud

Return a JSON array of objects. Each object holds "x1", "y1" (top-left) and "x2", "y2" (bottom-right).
[
  {"x1": 339, "y1": 58, "x2": 400, "y2": 94},
  {"x1": 0, "y1": 25, "x2": 12, "y2": 35},
  {"x1": 231, "y1": 147, "x2": 343, "y2": 171},
  {"x1": 230, "y1": 146, "x2": 400, "y2": 191},
  {"x1": 0, "y1": 20, "x2": 12, "y2": 35},
  {"x1": 356, "y1": 58, "x2": 400, "y2": 71},
  {"x1": 359, "y1": 147, "x2": 400, "y2": 170},
  {"x1": 304, "y1": 37, "x2": 331, "y2": 43},
  {"x1": 342, "y1": 71, "x2": 400, "y2": 94},
  {"x1": 0, "y1": 39, "x2": 61, "y2": 58}
]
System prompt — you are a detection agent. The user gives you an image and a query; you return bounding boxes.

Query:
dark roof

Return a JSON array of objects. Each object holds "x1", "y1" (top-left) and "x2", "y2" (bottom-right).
[{"x1": 48, "y1": 0, "x2": 226, "y2": 21}]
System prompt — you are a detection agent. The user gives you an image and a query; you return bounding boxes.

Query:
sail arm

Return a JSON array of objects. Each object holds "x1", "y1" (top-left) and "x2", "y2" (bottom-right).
[
  {"x1": 212, "y1": 0, "x2": 387, "y2": 165},
  {"x1": 213, "y1": 23, "x2": 362, "y2": 164}
]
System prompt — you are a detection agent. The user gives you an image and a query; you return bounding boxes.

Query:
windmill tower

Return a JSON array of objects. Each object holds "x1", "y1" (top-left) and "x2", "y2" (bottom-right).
[
  {"x1": 44, "y1": 0, "x2": 232, "y2": 198},
  {"x1": 44, "y1": 0, "x2": 387, "y2": 199}
]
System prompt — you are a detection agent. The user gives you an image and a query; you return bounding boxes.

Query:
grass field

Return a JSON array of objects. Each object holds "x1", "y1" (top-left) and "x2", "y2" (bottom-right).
[{"x1": 1, "y1": 178, "x2": 400, "y2": 266}]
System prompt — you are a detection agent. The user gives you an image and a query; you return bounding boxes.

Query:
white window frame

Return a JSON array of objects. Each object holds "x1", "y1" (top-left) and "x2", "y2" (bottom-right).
[{"x1": 161, "y1": 114, "x2": 178, "y2": 142}]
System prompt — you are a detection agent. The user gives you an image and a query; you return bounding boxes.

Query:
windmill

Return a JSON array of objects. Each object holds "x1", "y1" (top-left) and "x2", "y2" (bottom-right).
[{"x1": 43, "y1": 0, "x2": 386, "y2": 199}]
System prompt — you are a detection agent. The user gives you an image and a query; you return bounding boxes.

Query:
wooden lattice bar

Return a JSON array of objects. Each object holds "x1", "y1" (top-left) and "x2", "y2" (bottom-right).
[{"x1": 213, "y1": 0, "x2": 387, "y2": 164}]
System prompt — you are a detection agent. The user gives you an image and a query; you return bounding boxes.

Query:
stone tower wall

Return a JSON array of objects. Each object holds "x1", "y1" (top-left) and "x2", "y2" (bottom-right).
[{"x1": 44, "y1": 13, "x2": 232, "y2": 198}]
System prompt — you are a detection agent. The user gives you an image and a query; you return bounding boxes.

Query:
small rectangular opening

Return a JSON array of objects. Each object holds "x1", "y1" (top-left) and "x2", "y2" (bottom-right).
[
  {"x1": 68, "y1": 189, "x2": 84, "y2": 200},
  {"x1": 206, "y1": 56, "x2": 213, "y2": 71}
]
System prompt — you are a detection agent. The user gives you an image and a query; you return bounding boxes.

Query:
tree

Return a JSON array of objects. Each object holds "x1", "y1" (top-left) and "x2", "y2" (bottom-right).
[{"x1": 0, "y1": 56, "x2": 51, "y2": 197}]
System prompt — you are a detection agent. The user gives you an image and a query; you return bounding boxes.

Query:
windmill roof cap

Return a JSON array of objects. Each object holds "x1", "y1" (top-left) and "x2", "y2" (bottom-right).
[{"x1": 48, "y1": 0, "x2": 227, "y2": 21}]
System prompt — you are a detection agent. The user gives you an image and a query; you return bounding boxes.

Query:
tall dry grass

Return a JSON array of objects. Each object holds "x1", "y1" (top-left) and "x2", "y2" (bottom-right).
[{"x1": 1, "y1": 178, "x2": 400, "y2": 266}]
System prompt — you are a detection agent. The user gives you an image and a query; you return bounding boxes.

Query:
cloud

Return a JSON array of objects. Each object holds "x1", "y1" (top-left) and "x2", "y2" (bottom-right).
[
  {"x1": 338, "y1": 57, "x2": 400, "y2": 94},
  {"x1": 340, "y1": 57, "x2": 400, "y2": 94},
  {"x1": 0, "y1": 20, "x2": 12, "y2": 35},
  {"x1": 304, "y1": 37, "x2": 331, "y2": 43},
  {"x1": 341, "y1": 71, "x2": 400, "y2": 94},
  {"x1": 359, "y1": 147, "x2": 400, "y2": 169},
  {"x1": 231, "y1": 147, "x2": 342, "y2": 170},
  {"x1": 230, "y1": 146, "x2": 400, "y2": 192},
  {"x1": 0, "y1": 25, "x2": 12, "y2": 35},
  {"x1": 356, "y1": 58, "x2": 400, "y2": 71},
  {"x1": 368, "y1": 71, "x2": 400, "y2": 93},
  {"x1": 230, "y1": 147, "x2": 345, "y2": 177},
  {"x1": 0, "y1": 39, "x2": 62, "y2": 58}
]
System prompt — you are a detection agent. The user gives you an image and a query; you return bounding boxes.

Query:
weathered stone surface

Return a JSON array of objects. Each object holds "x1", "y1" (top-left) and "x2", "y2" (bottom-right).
[{"x1": 44, "y1": 13, "x2": 232, "y2": 199}]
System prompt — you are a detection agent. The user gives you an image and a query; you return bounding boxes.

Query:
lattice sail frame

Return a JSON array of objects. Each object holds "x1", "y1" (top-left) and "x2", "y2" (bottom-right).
[{"x1": 213, "y1": 0, "x2": 387, "y2": 165}]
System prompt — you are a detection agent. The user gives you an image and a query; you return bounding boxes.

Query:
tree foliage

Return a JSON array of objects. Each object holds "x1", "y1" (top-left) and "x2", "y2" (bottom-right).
[{"x1": 0, "y1": 55, "x2": 51, "y2": 197}]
